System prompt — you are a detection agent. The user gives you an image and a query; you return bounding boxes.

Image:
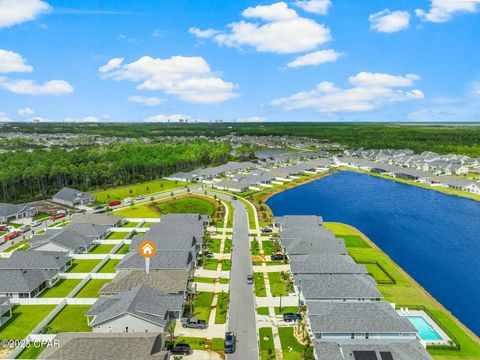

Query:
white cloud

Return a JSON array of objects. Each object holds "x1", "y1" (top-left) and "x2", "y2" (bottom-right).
[
  {"x1": 64, "y1": 116, "x2": 98, "y2": 123},
  {"x1": 369, "y1": 9, "x2": 410, "y2": 33},
  {"x1": 128, "y1": 95, "x2": 164, "y2": 106},
  {"x1": 144, "y1": 114, "x2": 191, "y2": 123},
  {"x1": 18, "y1": 107, "x2": 34, "y2": 116},
  {"x1": 0, "y1": 111, "x2": 12, "y2": 122},
  {"x1": 294, "y1": 0, "x2": 331, "y2": 15},
  {"x1": 0, "y1": 77, "x2": 74, "y2": 95},
  {"x1": 152, "y1": 29, "x2": 163, "y2": 37},
  {"x1": 471, "y1": 81, "x2": 480, "y2": 97},
  {"x1": 0, "y1": 49, "x2": 33, "y2": 73},
  {"x1": 100, "y1": 55, "x2": 237, "y2": 104},
  {"x1": 271, "y1": 72, "x2": 424, "y2": 113},
  {"x1": 416, "y1": 0, "x2": 480, "y2": 23},
  {"x1": 102, "y1": 114, "x2": 111, "y2": 120},
  {"x1": 287, "y1": 49, "x2": 343, "y2": 68},
  {"x1": 189, "y1": 27, "x2": 219, "y2": 38},
  {"x1": 99, "y1": 58, "x2": 124, "y2": 73},
  {"x1": 237, "y1": 116, "x2": 266, "y2": 122},
  {"x1": 191, "y1": 2, "x2": 331, "y2": 54},
  {"x1": 0, "y1": 0, "x2": 51, "y2": 28}
]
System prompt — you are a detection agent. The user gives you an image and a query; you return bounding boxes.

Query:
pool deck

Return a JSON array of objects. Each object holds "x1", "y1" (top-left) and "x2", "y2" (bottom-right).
[{"x1": 397, "y1": 309, "x2": 452, "y2": 346}]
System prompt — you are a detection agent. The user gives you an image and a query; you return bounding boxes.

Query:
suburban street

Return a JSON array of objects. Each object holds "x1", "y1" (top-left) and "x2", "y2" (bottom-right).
[{"x1": 207, "y1": 191, "x2": 259, "y2": 360}]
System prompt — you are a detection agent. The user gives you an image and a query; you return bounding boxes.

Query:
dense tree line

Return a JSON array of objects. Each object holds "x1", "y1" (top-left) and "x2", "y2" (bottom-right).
[
  {"x1": 0, "y1": 141, "x2": 231, "y2": 203},
  {"x1": 2, "y1": 122, "x2": 479, "y2": 156}
]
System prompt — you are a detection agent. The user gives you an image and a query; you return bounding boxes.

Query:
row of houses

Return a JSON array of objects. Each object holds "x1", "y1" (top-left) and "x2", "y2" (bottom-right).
[
  {"x1": 335, "y1": 157, "x2": 480, "y2": 195},
  {"x1": 273, "y1": 215, "x2": 432, "y2": 360},
  {"x1": 345, "y1": 148, "x2": 480, "y2": 175}
]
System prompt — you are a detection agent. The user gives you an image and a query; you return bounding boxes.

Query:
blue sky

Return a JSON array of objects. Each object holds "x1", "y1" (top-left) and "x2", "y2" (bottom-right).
[{"x1": 0, "y1": 0, "x2": 479, "y2": 123}]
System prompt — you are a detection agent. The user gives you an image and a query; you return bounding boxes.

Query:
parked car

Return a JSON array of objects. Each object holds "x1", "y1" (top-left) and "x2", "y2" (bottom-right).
[
  {"x1": 203, "y1": 251, "x2": 214, "y2": 258},
  {"x1": 50, "y1": 213, "x2": 66, "y2": 221},
  {"x1": 31, "y1": 220, "x2": 42, "y2": 227},
  {"x1": 3, "y1": 230, "x2": 22, "y2": 241},
  {"x1": 20, "y1": 225, "x2": 31, "y2": 233},
  {"x1": 247, "y1": 274, "x2": 254, "y2": 284},
  {"x1": 108, "y1": 200, "x2": 121, "y2": 207},
  {"x1": 168, "y1": 343, "x2": 192, "y2": 355},
  {"x1": 136, "y1": 196, "x2": 145, "y2": 201},
  {"x1": 261, "y1": 227, "x2": 272, "y2": 233},
  {"x1": 181, "y1": 317, "x2": 207, "y2": 329},
  {"x1": 231, "y1": 195, "x2": 237, "y2": 200},
  {"x1": 93, "y1": 205, "x2": 105, "y2": 210},
  {"x1": 283, "y1": 312, "x2": 302, "y2": 322},
  {"x1": 0, "y1": 225, "x2": 10, "y2": 232},
  {"x1": 224, "y1": 332, "x2": 236, "y2": 354},
  {"x1": 271, "y1": 253, "x2": 287, "y2": 261}
]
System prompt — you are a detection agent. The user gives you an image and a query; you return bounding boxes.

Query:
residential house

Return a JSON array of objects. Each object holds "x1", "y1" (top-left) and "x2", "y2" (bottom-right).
[
  {"x1": 87, "y1": 285, "x2": 183, "y2": 333},
  {"x1": 289, "y1": 254, "x2": 367, "y2": 275},
  {"x1": 0, "y1": 203, "x2": 37, "y2": 223},
  {"x1": 53, "y1": 187, "x2": 95, "y2": 207},
  {"x1": 71, "y1": 213, "x2": 125, "y2": 227}
]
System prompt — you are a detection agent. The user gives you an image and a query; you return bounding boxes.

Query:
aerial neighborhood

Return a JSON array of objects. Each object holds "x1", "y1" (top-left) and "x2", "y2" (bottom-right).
[{"x1": 0, "y1": 142, "x2": 477, "y2": 359}]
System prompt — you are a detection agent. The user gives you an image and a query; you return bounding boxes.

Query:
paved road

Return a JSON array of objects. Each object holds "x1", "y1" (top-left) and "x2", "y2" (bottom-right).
[{"x1": 205, "y1": 191, "x2": 258, "y2": 360}]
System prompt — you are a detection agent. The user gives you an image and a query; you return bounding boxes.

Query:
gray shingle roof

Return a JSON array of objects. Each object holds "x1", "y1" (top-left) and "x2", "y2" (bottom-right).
[
  {"x1": 314, "y1": 339, "x2": 432, "y2": 360},
  {"x1": 0, "y1": 203, "x2": 34, "y2": 218},
  {"x1": 71, "y1": 213, "x2": 125, "y2": 226},
  {"x1": 87, "y1": 285, "x2": 183, "y2": 328},
  {"x1": 99, "y1": 269, "x2": 189, "y2": 295},
  {"x1": 289, "y1": 254, "x2": 367, "y2": 275},
  {"x1": 294, "y1": 274, "x2": 382, "y2": 300},
  {"x1": 117, "y1": 250, "x2": 193, "y2": 270},
  {"x1": 41, "y1": 333, "x2": 168, "y2": 360},
  {"x1": 0, "y1": 269, "x2": 57, "y2": 293},
  {"x1": 0, "y1": 250, "x2": 71, "y2": 270},
  {"x1": 282, "y1": 235, "x2": 347, "y2": 255},
  {"x1": 307, "y1": 301, "x2": 416, "y2": 334},
  {"x1": 53, "y1": 187, "x2": 94, "y2": 203}
]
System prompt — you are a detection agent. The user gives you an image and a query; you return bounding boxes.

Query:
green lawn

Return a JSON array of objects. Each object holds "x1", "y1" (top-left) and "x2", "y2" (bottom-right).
[
  {"x1": 274, "y1": 307, "x2": 300, "y2": 315},
  {"x1": 0, "y1": 305, "x2": 55, "y2": 340},
  {"x1": 203, "y1": 258, "x2": 219, "y2": 271},
  {"x1": 262, "y1": 240, "x2": 278, "y2": 255},
  {"x1": 224, "y1": 238, "x2": 233, "y2": 253},
  {"x1": 115, "y1": 195, "x2": 217, "y2": 218},
  {"x1": 45, "y1": 305, "x2": 92, "y2": 333},
  {"x1": 221, "y1": 259, "x2": 231, "y2": 271},
  {"x1": 115, "y1": 243, "x2": 130, "y2": 254},
  {"x1": 325, "y1": 221, "x2": 480, "y2": 360},
  {"x1": 207, "y1": 238, "x2": 221, "y2": 253},
  {"x1": 211, "y1": 338, "x2": 225, "y2": 351},
  {"x1": 364, "y1": 262, "x2": 395, "y2": 283},
  {"x1": 214, "y1": 292, "x2": 229, "y2": 324},
  {"x1": 278, "y1": 327, "x2": 310, "y2": 360},
  {"x1": 336, "y1": 234, "x2": 370, "y2": 248},
  {"x1": 259, "y1": 327, "x2": 276, "y2": 360},
  {"x1": 67, "y1": 259, "x2": 101, "y2": 273},
  {"x1": 3, "y1": 238, "x2": 30, "y2": 252},
  {"x1": 193, "y1": 277, "x2": 229, "y2": 284},
  {"x1": 254, "y1": 272, "x2": 267, "y2": 297},
  {"x1": 190, "y1": 292, "x2": 214, "y2": 322},
  {"x1": 88, "y1": 244, "x2": 115, "y2": 254},
  {"x1": 238, "y1": 197, "x2": 257, "y2": 229},
  {"x1": 97, "y1": 259, "x2": 120, "y2": 273},
  {"x1": 141, "y1": 222, "x2": 154, "y2": 228},
  {"x1": 120, "y1": 221, "x2": 138, "y2": 228},
  {"x1": 224, "y1": 200, "x2": 234, "y2": 227},
  {"x1": 257, "y1": 307, "x2": 269, "y2": 316},
  {"x1": 91, "y1": 179, "x2": 187, "y2": 202},
  {"x1": 16, "y1": 344, "x2": 46, "y2": 359},
  {"x1": 268, "y1": 272, "x2": 289, "y2": 297},
  {"x1": 251, "y1": 240, "x2": 260, "y2": 255},
  {"x1": 171, "y1": 337, "x2": 206, "y2": 350},
  {"x1": 106, "y1": 231, "x2": 128, "y2": 240},
  {"x1": 75, "y1": 279, "x2": 111, "y2": 298},
  {"x1": 38, "y1": 279, "x2": 82, "y2": 298}
]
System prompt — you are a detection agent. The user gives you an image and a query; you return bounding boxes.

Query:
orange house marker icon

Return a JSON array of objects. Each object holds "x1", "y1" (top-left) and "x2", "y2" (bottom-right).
[{"x1": 140, "y1": 240, "x2": 156, "y2": 258}]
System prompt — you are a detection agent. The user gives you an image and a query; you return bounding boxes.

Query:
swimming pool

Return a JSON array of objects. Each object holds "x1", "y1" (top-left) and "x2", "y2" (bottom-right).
[{"x1": 407, "y1": 316, "x2": 442, "y2": 340}]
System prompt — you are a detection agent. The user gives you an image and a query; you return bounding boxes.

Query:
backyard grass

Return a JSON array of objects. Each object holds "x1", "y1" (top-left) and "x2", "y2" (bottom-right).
[
  {"x1": 336, "y1": 234, "x2": 370, "y2": 248},
  {"x1": 221, "y1": 259, "x2": 231, "y2": 271},
  {"x1": 67, "y1": 259, "x2": 101, "y2": 273},
  {"x1": 224, "y1": 238, "x2": 233, "y2": 253},
  {"x1": 90, "y1": 179, "x2": 187, "y2": 202},
  {"x1": 324, "y1": 221, "x2": 480, "y2": 360},
  {"x1": 16, "y1": 344, "x2": 46, "y2": 359},
  {"x1": 141, "y1": 222, "x2": 154, "y2": 228},
  {"x1": 203, "y1": 258, "x2": 219, "y2": 271},
  {"x1": 38, "y1": 279, "x2": 82, "y2": 298},
  {"x1": 115, "y1": 243, "x2": 130, "y2": 254},
  {"x1": 254, "y1": 272, "x2": 267, "y2": 297},
  {"x1": 88, "y1": 244, "x2": 115, "y2": 254},
  {"x1": 188, "y1": 292, "x2": 213, "y2": 322},
  {"x1": 268, "y1": 272, "x2": 289, "y2": 297},
  {"x1": 278, "y1": 327, "x2": 310, "y2": 360},
  {"x1": 120, "y1": 221, "x2": 138, "y2": 228},
  {"x1": 364, "y1": 262, "x2": 395, "y2": 283},
  {"x1": 259, "y1": 327, "x2": 276, "y2": 360},
  {"x1": 3, "y1": 238, "x2": 30, "y2": 252},
  {"x1": 0, "y1": 305, "x2": 55, "y2": 340},
  {"x1": 97, "y1": 259, "x2": 120, "y2": 273},
  {"x1": 257, "y1": 307, "x2": 269, "y2": 316},
  {"x1": 106, "y1": 231, "x2": 128, "y2": 240},
  {"x1": 74, "y1": 279, "x2": 111, "y2": 298},
  {"x1": 45, "y1": 305, "x2": 92, "y2": 333},
  {"x1": 214, "y1": 292, "x2": 229, "y2": 324}
]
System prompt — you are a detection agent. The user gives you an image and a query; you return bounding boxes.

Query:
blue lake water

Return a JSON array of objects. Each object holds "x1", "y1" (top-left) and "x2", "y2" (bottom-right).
[{"x1": 267, "y1": 170, "x2": 480, "y2": 336}]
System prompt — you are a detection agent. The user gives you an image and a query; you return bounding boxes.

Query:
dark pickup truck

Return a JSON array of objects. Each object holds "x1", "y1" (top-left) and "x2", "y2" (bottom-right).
[
  {"x1": 181, "y1": 317, "x2": 208, "y2": 329},
  {"x1": 283, "y1": 312, "x2": 302, "y2": 322},
  {"x1": 224, "y1": 331, "x2": 236, "y2": 354},
  {"x1": 168, "y1": 343, "x2": 192, "y2": 355}
]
